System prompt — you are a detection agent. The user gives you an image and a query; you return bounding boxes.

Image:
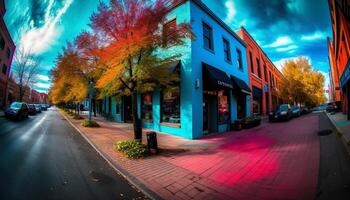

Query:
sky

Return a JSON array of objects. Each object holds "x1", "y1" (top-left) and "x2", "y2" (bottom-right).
[{"x1": 4, "y1": 0, "x2": 332, "y2": 94}]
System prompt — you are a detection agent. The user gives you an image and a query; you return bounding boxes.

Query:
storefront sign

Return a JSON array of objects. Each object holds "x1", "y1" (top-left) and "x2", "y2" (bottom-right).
[
  {"x1": 263, "y1": 84, "x2": 268, "y2": 92},
  {"x1": 217, "y1": 80, "x2": 233, "y2": 89},
  {"x1": 340, "y1": 59, "x2": 350, "y2": 88}
]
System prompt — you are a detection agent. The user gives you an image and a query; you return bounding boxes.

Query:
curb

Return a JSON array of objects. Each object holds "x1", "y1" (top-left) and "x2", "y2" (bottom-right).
[
  {"x1": 59, "y1": 110, "x2": 162, "y2": 200},
  {"x1": 324, "y1": 112, "x2": 350, "y2": 155}
]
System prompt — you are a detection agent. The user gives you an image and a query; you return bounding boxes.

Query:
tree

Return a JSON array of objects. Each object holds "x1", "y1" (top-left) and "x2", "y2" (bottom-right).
[
  {"x1": 89, "y1": 0, "x2": 193, "y2": 140},
  {"x1": 280, "y1": 57, "x2": 326, "y2": 107},
  {"x1": 12, "y1": 47, "x2": 41, "y2": 102}
]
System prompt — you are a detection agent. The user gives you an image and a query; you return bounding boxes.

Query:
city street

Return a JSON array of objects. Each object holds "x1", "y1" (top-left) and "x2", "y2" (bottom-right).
[{"x1": 0, "y1": 108, "x2": 146, "y2": 200}]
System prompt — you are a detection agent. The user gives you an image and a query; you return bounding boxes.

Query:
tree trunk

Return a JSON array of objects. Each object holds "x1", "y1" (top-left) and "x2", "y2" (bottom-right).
[
  {"x1": 132, "y1": 91, "x2": 142, "y2": 141},
  {"x1": 19, "y1": 86, "x2": 23, "y2": 102}
]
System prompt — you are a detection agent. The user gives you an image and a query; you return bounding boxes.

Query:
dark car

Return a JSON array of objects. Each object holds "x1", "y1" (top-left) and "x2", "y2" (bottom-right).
[
  {"x1": 28, "y1": 104, "x2": 37, "y2": 115},
  {"x1": 34, "y1": 104, "x2": 42, "y2": 113},
  {"x1": 291, "y1": 106, "x2": 301, "y2": 117},
  {"x1": 269, "y1": 104, "x2": 292, "y2": 122},
  {"x1": 41, "y1": 104, "x2": 48, "y2": 111},
  {"x1": 5, "y1": 102, "x2": 29, "y2": 120},
  {"x1": 300, "y1": 107, "x2": 310, "y2": 115}
]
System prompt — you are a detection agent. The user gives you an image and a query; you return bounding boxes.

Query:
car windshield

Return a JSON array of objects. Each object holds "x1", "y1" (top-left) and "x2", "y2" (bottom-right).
[
  {"x1": 35, "y1": 104, "x2": 41, "y2": 108},
  {"x1": 10, "y1": 102, "x2": 22, "y2": 109},
  {"x1": 292, "y1": 106, "x2": 299, "y2": 110},
  {"x1": 279, "y1": 104, "x2": 289, "y2": 111}
]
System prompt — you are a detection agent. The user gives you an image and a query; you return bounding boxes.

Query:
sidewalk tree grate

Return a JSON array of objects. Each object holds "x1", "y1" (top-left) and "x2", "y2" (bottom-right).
[{"x1": 318, "y1": 129, "x2": 332, "y2": 136}]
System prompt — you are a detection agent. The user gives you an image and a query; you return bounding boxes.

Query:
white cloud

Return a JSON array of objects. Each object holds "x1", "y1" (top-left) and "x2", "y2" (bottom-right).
[
  {"x1": 276, "y1": 45, "x2": 298, "y2": 52},
  {"x1": 273, "y1": 57, "x2": 299, "y2": 72},
  {"x1": 301, "y1": 31, "x2": 326, "y2": 41},
  {"x1": 224, "y1": 1, "x2": 236, "y2": 23},
  {"x1": 19, "y1": 0, "x2": 73, "y2": 55},
  {"x1": 264, "y1": 36, "x2": 293, "y2": 48},
  {"x1": 35, "y1": 82, "x2": 51, "y2": 89},
  {"x1": 37, "y1": 74, "x2": 50, "y2": 82}
]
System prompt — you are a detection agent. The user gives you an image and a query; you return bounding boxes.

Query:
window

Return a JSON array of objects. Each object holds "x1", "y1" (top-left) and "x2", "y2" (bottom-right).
[
  {"x1": 264, "y1": 65, "x2": 267, "y2": 81},
  {"x1": 161, "y1": 86, "x2": 180, "y2": 124},
  {"x1": 6, "y1": 48, "x2": 10, "y2": 59},
  {"x1": 163, "y1": 19, "x2": 177, "y2": 46},
  {"x1": 141, "y1": 94, "x2": 153, "y2": 121},
  {"x1": 223, "y1": 38, "x2": 231, "y2": 62},
  {"x1": 236, "y1": 49, "x2": 243, "y2": 70},
  {"x1": 249, "y1": 51, "x2": 254, "y2": 73},
  {"x1": 203, "y1": 22, "x2": 213, "y2": 51},
  {"x1": 2, "y1": 64, "x2": 7, "y2": 75},
  {"x1": 218, "y1": 90, "x2": 229, "y2": 124},
  {"x1": 256, "y1": 58, "x2": 261, "y2": 78},
  {"x1": 269, "y1": 71, "x2": 273, "y2": 87},
  {"x1": 0, "y1": 34, "x2": 4, "y2": 50}
]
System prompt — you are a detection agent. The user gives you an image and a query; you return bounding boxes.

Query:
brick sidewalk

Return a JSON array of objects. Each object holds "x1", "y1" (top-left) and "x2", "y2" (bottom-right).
[
  {"x1": 62, "y1": 111, "x2": 320, "y2": 200},
  {"x1": 326, "y1": 112, "x2": 350, "y2": 153}
]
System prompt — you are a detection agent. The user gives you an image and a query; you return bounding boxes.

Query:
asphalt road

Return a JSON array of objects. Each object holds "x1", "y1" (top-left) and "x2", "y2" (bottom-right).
[{"x1": 0, "y1": 108, "x2": 147, "y2": 200}]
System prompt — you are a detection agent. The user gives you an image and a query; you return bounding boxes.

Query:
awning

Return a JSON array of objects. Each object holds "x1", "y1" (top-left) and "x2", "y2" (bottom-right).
[
  {"x1": 230, "y1": 75, "x2": 251, "y2": 95},
  {"x1": 203, "y1": 63, "x2": 233, "y2": 89}
]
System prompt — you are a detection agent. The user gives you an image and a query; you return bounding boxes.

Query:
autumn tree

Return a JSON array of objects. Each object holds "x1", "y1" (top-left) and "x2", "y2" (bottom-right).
[
  {"x1": 90, "y1": 0, "x2": 193, "y2": 140},
  {"x1": 280, "y1": 57, "x2": 326, "y2": 107}
]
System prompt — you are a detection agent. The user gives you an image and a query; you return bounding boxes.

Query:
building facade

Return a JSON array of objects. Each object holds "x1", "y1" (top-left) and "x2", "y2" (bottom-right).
[
  {"x1": 236, "y1": 27, "x2": 284, "y2": 116},
  {"x1": 92, "y1": 0, "x2": 251, "y2": 139},
  {"x1": 0, "y1": 0, "x2": 15, "y2": 109},
  {"x1": 328, "y1": 0, "x2": 350, "y2": 119}
]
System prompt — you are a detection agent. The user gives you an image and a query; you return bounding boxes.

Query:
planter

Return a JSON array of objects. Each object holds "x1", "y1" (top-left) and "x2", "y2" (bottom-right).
[
  {"x1": 231, "y1": 120, "x2": 243, "y2": 131},
  {"x1": 241, "y1": 117, "x2": 261, "y2": 129}
]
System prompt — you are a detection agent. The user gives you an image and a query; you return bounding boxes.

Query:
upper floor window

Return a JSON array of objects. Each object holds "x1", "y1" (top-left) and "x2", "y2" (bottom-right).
[
  {"x1": 249, "y1": 51, "x2": 254, "y2": 73},
  {"x1": 2, "y1": 64, "x2": 7, "y2": 75},
  {"x1": 236, "y1": 48, "x2": 243, "y2": 70},
  {"x1": 6, "y1": 47, "x2": 11, "y2": 59},
  {"x1": 256, "y1": 58, "x2": 261, "y2": 78},
  {"x1": 223, "y1": 38, "x2": 231, "y2": 62},
  {"x1": 203, "y1": 22, "x2": 214, "y2": 51},
  {"x1": 264, "y1": 65, "x2": 267, "y2": 81},
  {"x1": 0, "y1": 34, "x2": 5, "y2": 50},
  {"x1": 163, "y1": 19, "x2": 177, "y2": 46}
]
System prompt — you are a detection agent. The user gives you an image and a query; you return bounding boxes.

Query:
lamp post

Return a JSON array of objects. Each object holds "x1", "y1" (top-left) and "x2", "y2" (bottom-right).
[{"x1": 89, "y1": 80, "x2": 93, "y2": 121}]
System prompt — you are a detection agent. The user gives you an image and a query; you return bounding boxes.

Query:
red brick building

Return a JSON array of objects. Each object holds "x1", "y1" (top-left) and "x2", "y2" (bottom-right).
[
  {"x1": 237, "y1": 27, "x2": 285, "y2": 116},
  {"x1": 0, "y1": 0, "x2": 15, "y2": 109},
  {"x1": 328, "y1": 0, "x2": 350, "y2": 119}
]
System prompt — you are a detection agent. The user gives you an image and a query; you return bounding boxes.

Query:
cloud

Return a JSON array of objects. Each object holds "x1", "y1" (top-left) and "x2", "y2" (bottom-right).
[
  {"x1": 37, "y1": 74, "x2": 50, "y2": 82},
  {"x1": 224, "y1": 1, "x2": 237, "y2": 23},
  {"x1": 301, "y1": 31, "x2": 326, "y2": 41},
  {"x1": 264, "y1": 36, "x2": 293, "y2": 48},
  {"x1": 276, "y1": 45, "x2": 298, "y2": 52},
  {"x1": 35, "y1": 82, "x2": 51, "y2": 89},
  {"x1": 19, "y1": 0, "x2": 73, "y2": 55},
  {"x1": 272, "y1": 56, "x2": 299, "y2": 72}
]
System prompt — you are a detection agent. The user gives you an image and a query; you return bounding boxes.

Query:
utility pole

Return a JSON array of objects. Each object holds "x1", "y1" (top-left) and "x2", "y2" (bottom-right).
[{"x1": 89, "y1": 80, "x2": 93, "y2": 121}]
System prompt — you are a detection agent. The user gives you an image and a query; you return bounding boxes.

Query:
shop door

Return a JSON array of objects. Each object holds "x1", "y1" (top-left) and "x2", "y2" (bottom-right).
[
  {"x1": 123, "y1": 96, "x2": 133, "y2": 123},
  {"x1": 203, "y1": 93, "x2": 218, "y2": 135},
  {"x1": 237, "y1": 94, "x2": 246, "y2": 119}
]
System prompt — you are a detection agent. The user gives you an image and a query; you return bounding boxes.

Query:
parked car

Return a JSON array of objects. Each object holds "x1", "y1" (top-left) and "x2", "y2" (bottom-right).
[
  {"x1": 300, "y1": 107, "x2": 310, "y2": 115},
  {"x1": 291, "y1": 106, "x2": 301, "y2": 117},
  {"x1": 28, "y1": 104, "x2": 37, "y2": 115},
  {"x1": 269, "y1": 104, "x2": 292, "y2": 122},
  {"x1": 312, "y1": 104, "x2": 327, "y2": 113},
  {"x1": 5, "y1": 102, "x2": 29, "y2": 120},
  {"x1": 41, "y1": 104, "x2": 48, "y2": 111},
  {"x1": 34, "y1": 104, "x2": 42, "y2": 113}
]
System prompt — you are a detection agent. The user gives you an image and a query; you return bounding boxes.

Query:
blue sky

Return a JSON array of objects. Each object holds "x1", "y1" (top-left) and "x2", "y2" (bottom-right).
[{"x1": 4, "y1": 0, "x2": 332, "y2": 93}]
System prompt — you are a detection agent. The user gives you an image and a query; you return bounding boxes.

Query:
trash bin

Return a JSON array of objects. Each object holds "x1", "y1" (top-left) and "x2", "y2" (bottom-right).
[{"x1": 147, "y1": 131, "x2": 158, "y2": 154}]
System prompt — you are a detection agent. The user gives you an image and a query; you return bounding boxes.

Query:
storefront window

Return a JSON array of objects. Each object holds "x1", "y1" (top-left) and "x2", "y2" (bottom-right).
[
  {"x1": 253, "y1": 98, "x2": 260, "y2": 114},
  {"x1": 141, "y1": 94, "x2": 153, "y2": 121},
  {"x1": 161, "y1": 86, "x2": 180, "y2": 124},
  {"x1": 218, "y1": 90, "x2": 229, "y2": 124}
]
